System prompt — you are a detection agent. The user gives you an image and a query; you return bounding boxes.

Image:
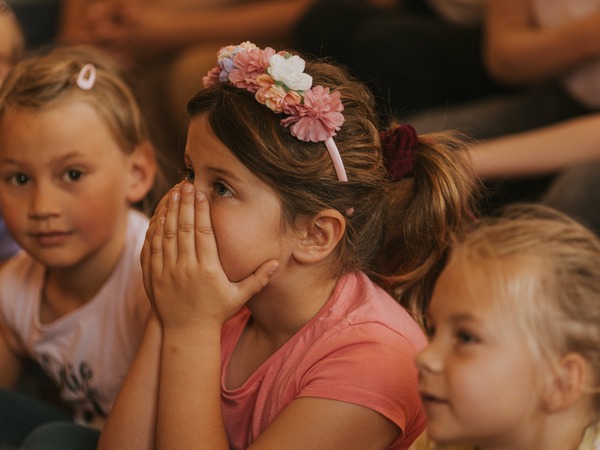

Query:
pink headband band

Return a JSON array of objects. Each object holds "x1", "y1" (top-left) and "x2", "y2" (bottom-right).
[{"x1": 203, "y1": 42, "x2": 348, "y2": 182}]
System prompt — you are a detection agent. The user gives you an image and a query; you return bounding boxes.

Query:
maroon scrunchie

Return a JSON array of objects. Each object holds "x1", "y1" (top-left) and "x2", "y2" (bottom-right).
[{"x1": 379, "y1": 124, "x2": 418, "y2": 181}]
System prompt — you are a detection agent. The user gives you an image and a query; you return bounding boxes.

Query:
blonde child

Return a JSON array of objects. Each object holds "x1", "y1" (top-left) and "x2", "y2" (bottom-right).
[
  {"x1": 415, "y1": 203, "x2": 600, "y2": 450},
  {"x1": 99, "y1": 41, "x2": 477, "y2": 450},
  {"x1": 0, "y1": 45, "x2": 158, "y2": 449}
]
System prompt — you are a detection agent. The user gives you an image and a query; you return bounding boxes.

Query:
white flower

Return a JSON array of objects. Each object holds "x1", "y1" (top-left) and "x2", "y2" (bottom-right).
[{"x1": 267, "y1": 54, "x2": 312, "y2": 91}]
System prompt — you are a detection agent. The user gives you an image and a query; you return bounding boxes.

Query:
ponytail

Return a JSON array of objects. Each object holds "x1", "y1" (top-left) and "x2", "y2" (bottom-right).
[{"x1": 374, "y1": 130, "x2": 480, "y2": 325}]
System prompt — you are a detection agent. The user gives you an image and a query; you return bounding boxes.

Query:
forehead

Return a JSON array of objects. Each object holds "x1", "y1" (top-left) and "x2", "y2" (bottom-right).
[
  {"x1": 185, "y1": 115, "x2": 240, "y2": 165},
  {"x1": 0, "y1": 100, "x2": 125, "y2": 162},
  {"x1": 430, "y1": 253, "x2": 541, "y2": 320}
]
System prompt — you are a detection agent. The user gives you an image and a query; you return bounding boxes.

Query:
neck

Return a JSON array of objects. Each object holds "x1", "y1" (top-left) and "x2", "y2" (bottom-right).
[
  {"x1": 246, "y1": 264, "x2": 340, "y2": 343},
  {"x1": 224, "y1": 264, "x2": 341, "y2": 389}
]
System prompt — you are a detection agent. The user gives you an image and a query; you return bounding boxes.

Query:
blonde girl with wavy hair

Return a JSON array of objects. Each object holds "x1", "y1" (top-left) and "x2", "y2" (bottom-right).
[
  {"x1": 0, "y1": 45, "x2": 160, "y2": 449},
  {"x1": 100, "y1": 41, "x2": 478, "y2": 450},
  {"x1": 415, "y1": 203, "x2": 600, "y2": 450}
]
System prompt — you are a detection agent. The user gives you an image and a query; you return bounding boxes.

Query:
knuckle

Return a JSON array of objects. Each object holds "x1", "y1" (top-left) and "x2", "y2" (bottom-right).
[
  {"x1": 163, "y1": 229, "x2": 177, "y2": 240},
  {"x1": 178, "y1": 222, "x2": 195, "y2": 233},
  {"x1": 196, "y1": 225, "x2": 214, "y2": 236}
]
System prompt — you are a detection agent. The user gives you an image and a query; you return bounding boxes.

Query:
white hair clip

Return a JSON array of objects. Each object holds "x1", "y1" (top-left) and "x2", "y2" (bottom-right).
[{"x1": 76, "y1": 63, "x2": 96, "y2": 91}]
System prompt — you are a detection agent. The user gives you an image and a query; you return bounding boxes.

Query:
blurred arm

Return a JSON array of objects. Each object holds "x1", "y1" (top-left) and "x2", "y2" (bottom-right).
[{"x1": 484, "y1": 0, "x2": 600, "y2": 84}]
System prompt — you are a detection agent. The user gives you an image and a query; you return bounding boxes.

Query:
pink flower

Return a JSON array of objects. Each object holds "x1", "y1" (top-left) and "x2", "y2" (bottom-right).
[
  {"x1": 282, "y1": 86, "x2": 344, "y2": 142},
  {"x1": 229, "y1": 47, "x2": 275, "y2": 93},
  {"x1": 202, "y1": 66, "x2": 221, "y2": 87}
]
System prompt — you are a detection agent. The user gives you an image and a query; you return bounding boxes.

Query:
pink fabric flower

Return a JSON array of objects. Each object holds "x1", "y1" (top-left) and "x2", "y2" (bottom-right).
[
  {"x1": 203, "y1": 66, "x2": 221, "y2": 87},
  {"x1": 229, "y1": 47, "x2": 276, "y2": 93},
  {"x1": 282, "y1": 86, "x2": 344, "y2": 142}
]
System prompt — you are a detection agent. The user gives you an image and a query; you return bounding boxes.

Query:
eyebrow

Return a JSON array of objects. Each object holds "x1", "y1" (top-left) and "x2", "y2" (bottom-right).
[
  {"x1": 207, "y1": 166, "x2": 243, "y2": 182},
  {"x1": 184, "y1": 154, "x2": 243, "y2": 183},
  {"x1": 425, "y1": 310, "x2": 479, "y2": 324}
]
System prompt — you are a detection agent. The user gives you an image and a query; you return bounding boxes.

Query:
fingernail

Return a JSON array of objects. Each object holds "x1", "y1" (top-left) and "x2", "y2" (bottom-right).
[
  {"x1": 196, "y1": 191, "x2": 206, "y2": 202},
  {"x1": 268, "y1": 263, "x2": 279, "y2": 276},
  {"x1": 182, "y1": 183, "x2": 193, "y2": 194},
  {"x1": 170, "y1": 190, "x2": 180, "y2": 201}
]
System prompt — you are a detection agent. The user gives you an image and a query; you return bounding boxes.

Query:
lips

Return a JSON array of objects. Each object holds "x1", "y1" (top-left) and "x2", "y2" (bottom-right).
[{"x1": 30, "y1": 230, "x2": 73, "y2": 246}]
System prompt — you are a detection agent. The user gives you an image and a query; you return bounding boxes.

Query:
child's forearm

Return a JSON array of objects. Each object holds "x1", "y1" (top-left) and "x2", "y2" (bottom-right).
[
  {"x1": 98, "y1": 313, "x2": 162, "y2": 450},
  {"x1": 164, "y1": 0, "x2": 315, "y2": 47},
  {"x1": 469, "y1": 114, "x2": 600, "y2": 179},
  {"x1": 156, "y1": 325, "x2": 228, "y2": 450}
]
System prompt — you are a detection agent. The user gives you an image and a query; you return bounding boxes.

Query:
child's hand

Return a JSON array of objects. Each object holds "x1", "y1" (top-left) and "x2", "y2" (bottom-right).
[{"x1": 141, "y1": 183, "x2": 279, "y2": 334}]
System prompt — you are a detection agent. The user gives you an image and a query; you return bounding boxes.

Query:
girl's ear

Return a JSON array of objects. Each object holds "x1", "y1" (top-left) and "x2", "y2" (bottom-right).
[
  {"x1": 292, "y1": 209, "x2": 346, "y2": 264},
  {"x1": 125, "y1": 141, "x2": 158, "y2": 204},
  {"x1": 542, "y1": 352, "x2": 589, "y2": 413}
]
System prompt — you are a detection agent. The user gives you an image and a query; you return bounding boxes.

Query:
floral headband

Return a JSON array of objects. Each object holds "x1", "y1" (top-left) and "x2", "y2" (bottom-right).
[{"x1": 203, "y1": 42, "x2": 348, "y2": 182}]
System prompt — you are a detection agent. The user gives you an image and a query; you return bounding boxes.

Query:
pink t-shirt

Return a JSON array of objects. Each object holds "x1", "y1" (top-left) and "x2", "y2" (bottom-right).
[{"x1": 221, "y1": 271, "x2": 428, "y2": 450}]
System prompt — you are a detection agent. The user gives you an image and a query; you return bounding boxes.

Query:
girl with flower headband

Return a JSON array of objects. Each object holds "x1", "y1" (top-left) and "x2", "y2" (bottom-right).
[
  {"x1": 0, "y1": 45, "x2": 161, "y2": 449},
  {"x1": 99, "y1": 42, "x2": 478, "y2": 450}
]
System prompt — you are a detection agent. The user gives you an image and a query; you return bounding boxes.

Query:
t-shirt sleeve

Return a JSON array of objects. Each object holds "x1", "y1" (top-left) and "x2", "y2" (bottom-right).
[{"x1": 297, "y1": 323, "x2": 426, "y2": 448}]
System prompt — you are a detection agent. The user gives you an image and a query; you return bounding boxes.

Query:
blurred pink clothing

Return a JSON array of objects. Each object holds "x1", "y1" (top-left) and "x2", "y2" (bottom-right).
[{"x1": 221, "y1": 271, "x2": 428, "y2": 450}]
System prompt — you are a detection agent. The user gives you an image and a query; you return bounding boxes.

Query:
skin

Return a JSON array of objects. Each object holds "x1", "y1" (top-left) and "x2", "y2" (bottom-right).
[
  {"x1": 98, "y1": 115, "x2": 400, "y2": 450},
  {"x1": 469, "y1": 113, "x2": 600, "y2": 179},
  {"x1": 485, "y1": 0, "x2": 600, "y2": 84},
  {"x1": 59, "y1": 0, "x2": 315, "y2": 64},
  {"x1": 0, "y1": 11, "x2": 22, "y2": 86},
  {"x1": 416, "y1": 257, "x2": 592, "y2": 450},
  {"x1": 0, "y1": 98, "x2": 150, "y2": 385}
]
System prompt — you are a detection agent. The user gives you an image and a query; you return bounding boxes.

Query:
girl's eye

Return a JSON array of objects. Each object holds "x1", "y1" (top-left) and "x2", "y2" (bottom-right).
[
  {"x1": 12, "y1": 173, "x2": 29, "y2": 185},
  {"x1": 66, "y1": 169, "x2": 83, "y2": 181},
  {"x1": 214, "y1": 181, "x2": 233, "y2": 198},
  {"x1": 182, "y1": 168, "x2": 195, "y2": 183},
  {"x1": 456, "y1": 330, "x2": 477, "y2": 344}
]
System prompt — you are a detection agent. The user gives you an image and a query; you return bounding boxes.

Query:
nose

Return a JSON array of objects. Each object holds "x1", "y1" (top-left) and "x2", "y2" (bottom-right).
[
  {"x1": 415, "y1": 339, "x2": 444, "y2": 375},
  {"x1": 191, "y1": 180, "x2": 210, "y2": 201},
  {"x1": 28, "y1": 184, "x2": 61, "y2": 219}
]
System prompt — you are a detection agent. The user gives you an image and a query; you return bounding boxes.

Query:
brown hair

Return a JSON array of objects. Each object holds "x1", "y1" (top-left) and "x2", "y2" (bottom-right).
[
  {"x1": 187, "y1": 55, "x2": 478, "y2": 323},
  {"x1": 452, "y1": 204, "x2": 600, "y2": 412},
  {"x1": 0, "y1": 44, "x2": 165, "y2": 213}
]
